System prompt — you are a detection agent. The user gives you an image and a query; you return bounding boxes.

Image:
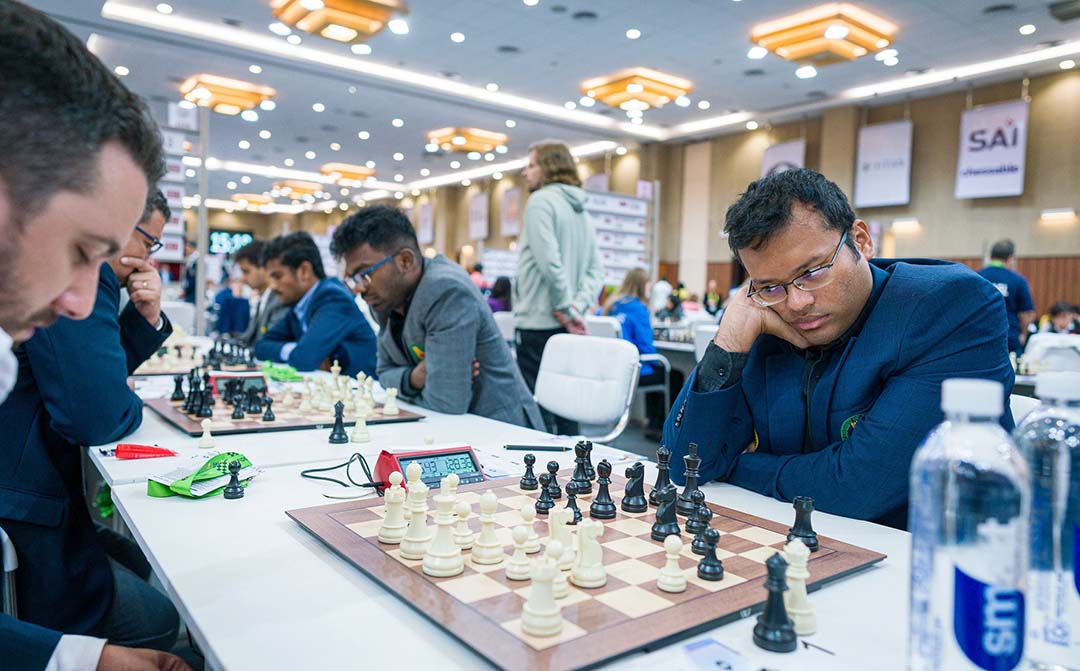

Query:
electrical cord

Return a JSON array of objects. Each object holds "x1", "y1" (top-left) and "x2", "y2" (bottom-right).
[{"x1": 300, "y1": 453, "x2": 385, "y2": 495}]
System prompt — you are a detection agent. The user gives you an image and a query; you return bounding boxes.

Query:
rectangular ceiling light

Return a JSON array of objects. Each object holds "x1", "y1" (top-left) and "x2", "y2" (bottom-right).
[
  {"x1": 580, "y1": 67, "x2": 693, "y2": 110},
  {"x1": 273, "y1": 0, "x2": 408, "y2": 43},
  {"x1": 750, "y1": 3, "x2": 897, "y2": 65},
  {"x1": 426, "y1": 127, "x2": 509, "y2": 153},
  {"x1": 179, "y1": 74, "x2": 276, "y2": 114},
  {"x1": 321, "y1": 162, "x2": 377, "y2": 183}
]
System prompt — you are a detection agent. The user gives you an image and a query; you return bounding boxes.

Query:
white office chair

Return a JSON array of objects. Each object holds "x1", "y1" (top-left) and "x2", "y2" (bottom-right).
[
  {"x1": 1, "y1": 525, "x2": 17, "y2": 617},
  {"x1": 160, "y1": 301, "x2": 196, "y2": 336},
  {"x1": 534, "y1": 334, "x2": 641, "y2": 443},
  {"x1": 1010, "y1": 393, "x2": 1040, "y2": 425},
  {"x1": 585, "y1": 315, "x2": 672, "y2": 425},
  {"x1": 1023, "y1": 333, "x2": 1080, "y2": 372},
  {"x1": 493, "y1": 311, "x2": 516, "y2": 347},
  {"x1": 584, "y1": 315, "x2": 622, "y2": 339},
  {"x1": 355, "y1": 297, "x2": 380, "y2": 335},
  {"x1": 694, "y1": 324, "x2": 718, "y2": 361}
]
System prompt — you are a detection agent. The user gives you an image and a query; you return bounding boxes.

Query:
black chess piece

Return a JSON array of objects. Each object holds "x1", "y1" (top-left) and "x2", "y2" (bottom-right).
[
  {"x1": 696, "y1": 528, "x2": 725, "y2": 581},
  {"x1": 787, "y1": 496, "x2": 819, "y2": 552},
  {"x1": 621, "y1": 462, "x2": 649, "y2": 513},
  {"x1": 170, "y1": 375, "x2": 185, "y2": 401},
  {"x1": 752, "y1": 553, "x2": 797, "y2": 653},
  {"x1": 202, "y1": 370, "x2": 212, "y2": 393},
  {"x1": 246, "y1": 388, "x2": 263, "y2": 414},
  {"x1": 328, "y1": 400, "x2": 349, "y2": 444},
  {"x1": 519, "y1": 453, "x2": 539, "y2": 491},
  {"x1": 582, "y1": 440, "x2": 595, "y2": 481},
  {"x1": 546, "y1": 461, "x2": 562, "y2": 500},
  {"x1": 676, "y1": 442, "x2": 701, "y2": 517},
  {"x1": 223, "y1": 460, "x2": 245, "y2": 500},
  {"x1": 569, "y1": 442, "x2": 592, "y2": 496},
  {"x1": 691, "y1": 500, "x2": 715, "y2": 556},
  {"x1": 564, "y1": 482, "x2": 582, "y2": 525},
  {"x1": 589, "y1": 459, "x2": 617, "y2": 520},
  {"x1": 183, "y1": 377, "x2": 200, "y2": 414},
  {"x1": 535, "y1": 472, "x2": 555, "y2": 515},
  {"x1": 197, "y1": 389, "x2": 214, "y2": 418},
  {"x1": 649, "y1": 445, "x2": 671, "y2": 506},
  {"x1": 262, "y1": 398, "x2": 275, "y2": 422},
  {"x1": 650, "y1": 482, "x2": 681, "y2": 541},
  {"x1": 231, "y1": 394, "x2": 245, "y2": 420},
  {"x1": 685, "y1": 490, "x2": 708, "y2": 535}
]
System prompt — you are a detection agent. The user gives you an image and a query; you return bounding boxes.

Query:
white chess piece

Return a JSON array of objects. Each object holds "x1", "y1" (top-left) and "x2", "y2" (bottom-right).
[
  {"x1": 453, "y1": 501, "x2": 475, "y2": 550},
  {"x1": 569, "y1": 520, "x2": 606, "y2": 588},
  {"x1": 657, "y1": 534, "x2": 687, "y2": 593},
  {"x1": 505, "y1": 526, "x2": 532, "y2": 581},
  {"x1": 422, "y1": 493, "x2": 464, "y2": 577},
  {"x1": 350, "y1": 415, "x2": 369, "y2": 443},
  {"x1": 548, "y1": 507, "x2": 575, "y2": 570},
  {"x1": 277, "y1": 386, "x2": 292, "y2": 409},
  {"x1": 444, "y1": 473, "x2": 459, "y2": 500},
  {"x1": 378, "y1": 471, "x2": 408, "y2": 544},
  {"x1": 783, "y1": 538, "x2": 816, "y2": 635},
  {"x1": 330, "y1": 358, "x2": 341, "y2": 382},
  {"x1": 470, "y1": 491, "x2": 503, "y2": 565},
  {"x1": 424, "y1": 435, "x2": 435, "y2": 446},
  {"x1": 399, "y1": 475, "x2": 432, "y2": 560},
  {"x1": 382, "y1": 388, "x2": 400, "y2": 416},
  {"x1": 197, "y1": 419, "x2": 214, "y2": 449},
  {"x1": 545, "y1": 539, "x2": 570, "y2": 599},
  {"x1": 363, "y1": 378, "x2": 375, "y2": 407},
  {"x1": 298, "y1": 385, "x2": 312, "y2": 413},
  {"x1": 520, "y1": 505, "x2": 541, "y2": 554},
  {"x1": 521, "y1": 543, "x2": 563, "y2": 637},
  {"x1": 403, "y1": 462, "x2": 428, "y2": 522}
]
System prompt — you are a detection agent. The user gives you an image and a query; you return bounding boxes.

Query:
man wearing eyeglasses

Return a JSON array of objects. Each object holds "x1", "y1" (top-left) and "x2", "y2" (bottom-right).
[{"x1": 663, "y1": 169, "x2": 1014, "y2": 530}]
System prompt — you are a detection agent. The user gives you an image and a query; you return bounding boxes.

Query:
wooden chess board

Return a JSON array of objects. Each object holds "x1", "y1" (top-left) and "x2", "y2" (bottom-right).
[
  {"x1": 133, "y1": 356, "x2": 258, "y2": 377},
  {"x1": 287, "y1": 474, "x2": 885, "y2": 671},
  {"x1": 145, "y1": 396, "x2": 423, "y2": 436}
]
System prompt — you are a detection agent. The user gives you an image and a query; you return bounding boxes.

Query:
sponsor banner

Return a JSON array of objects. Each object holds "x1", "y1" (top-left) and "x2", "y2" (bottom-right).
[
  {"x1": 167, "y1": 102, "x2": 198, "y2": 131},
  {"x1": 501, "y1": 187, "x2": 521, "y2": 237},
  {"x1": 153, "y1": 234, "x2": 185, "y2": 263},
  {"x1": 760, "y1": 139, "x2": 805, "y2": 178},
  {"x1": 161, "y1": 156, "x2": 185, "y2": 183},
  {"x1": 955, "y1": 99, "x2": 1028, "y2": 199},
  {"x1": 468, "y1": 191, "x2": 489, "y2": 241},
  {"x1": 417, "y1": 202, "x2": 434, "y2": 245},
  {"x1": 854, "y1": 120, "x2": 913, "y2": 208}
]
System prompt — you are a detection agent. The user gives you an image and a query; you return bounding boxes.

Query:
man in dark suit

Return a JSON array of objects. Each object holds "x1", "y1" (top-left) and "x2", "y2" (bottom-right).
[
  {"x1": 664, "y1": 169, "x2": 1014, "y2": 530},
  {"x1": 254, "y1": 232, "x2": 377, "y2": 377},
  {"x1": 235, "y1": 240, "x2": 289, "y2": 348}
]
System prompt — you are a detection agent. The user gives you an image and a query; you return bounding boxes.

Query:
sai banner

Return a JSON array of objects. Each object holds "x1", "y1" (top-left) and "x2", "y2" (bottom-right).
[
  {"x1": 854, "y1": 120, "x2": 913, "y2": 208},
  {"x1": 955, "y1": 99, "x2": 1028, "y2": 199}
]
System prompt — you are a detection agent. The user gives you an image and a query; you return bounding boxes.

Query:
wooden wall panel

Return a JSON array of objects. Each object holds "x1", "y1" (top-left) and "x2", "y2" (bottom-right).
[
  {"x1": 705, "y1": 262, "x2": 734, "y2": 299},
  {"x1": 657, "y1": 262, "x2": 679, "y2": 286},
  {"x1": 944, "y1": 256, "x2": 1080, "y2": 316}
]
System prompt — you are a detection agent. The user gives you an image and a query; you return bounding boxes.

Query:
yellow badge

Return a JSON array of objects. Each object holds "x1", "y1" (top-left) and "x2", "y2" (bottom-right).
[{"x1": 410, "y1": 344, "x2": 425, "y2": 362}]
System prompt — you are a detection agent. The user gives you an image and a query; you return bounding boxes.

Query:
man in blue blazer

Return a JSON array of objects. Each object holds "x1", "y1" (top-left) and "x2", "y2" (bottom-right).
[
  {"x1": 255, "y1": 232, "x2": 377, "y2": 378},
  {"x1": 663, "y1": 169, "x2": 1013, "y2": 530}
]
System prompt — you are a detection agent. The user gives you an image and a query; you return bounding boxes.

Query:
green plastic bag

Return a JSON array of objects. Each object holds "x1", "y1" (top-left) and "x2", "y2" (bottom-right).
[
  {"x1": 147, "y1": 452, "x2": 256, "y2": 498},
  {"x1": 262, "y1": 362, "x2": 304, "y2": 382}
]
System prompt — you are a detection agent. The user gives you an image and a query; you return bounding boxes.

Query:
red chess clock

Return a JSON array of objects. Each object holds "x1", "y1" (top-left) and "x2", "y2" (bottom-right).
[{"x1": 374, "y1": 446, "x2": 486, "y2": 491}]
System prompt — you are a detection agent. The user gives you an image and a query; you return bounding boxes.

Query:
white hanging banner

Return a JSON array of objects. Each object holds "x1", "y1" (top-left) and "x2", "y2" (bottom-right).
[
  {"x1": 501, "y1": 187, "x2": 521, "y2": 237},
  {"x1": 166, "y1": 102, "x2": 198, "y2": 131},
  {"x1": 954, "y1": 99, "x2": 1028, "y2": 199},
  {"x1": 468, "y1": 191, "x2": 489, "y2": 241},
  {"x1": 760, "y1": 139, "x2": 805, "y2": 178},
  {"x1": 854, "y1": 120, "x2": 913, "y2": 208},
  {"x1": 417, "y1": 201, "x2": 434, "y2": 245}
]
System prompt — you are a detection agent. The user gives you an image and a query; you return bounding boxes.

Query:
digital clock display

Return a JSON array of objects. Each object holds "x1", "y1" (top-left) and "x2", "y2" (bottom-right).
[{"x1": 397, "y1": 452, "x2": 479, "y2": 482}]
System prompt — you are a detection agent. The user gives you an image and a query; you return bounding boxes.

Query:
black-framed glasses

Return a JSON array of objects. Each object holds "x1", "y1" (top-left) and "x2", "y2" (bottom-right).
[
  {"x1": 344, "y1": 253, "x2": 395, "y2": 291},
  {"x1": 135, "y1": 225, "x2": 163, "y2": 254},
  {"x1": 746, "y1": 230, "x2": 849, "y2": 307}
]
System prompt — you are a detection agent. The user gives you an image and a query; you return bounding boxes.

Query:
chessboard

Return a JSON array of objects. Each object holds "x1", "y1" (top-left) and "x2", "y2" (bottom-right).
[
  {"x1": 134, "y1": 359, "x2": 257, "y2": 377},
  {"x1": 145, "y1": 396, "x2": 423, "y2": 437},
  {"x1": 287, "y1": 474, "x2": 886, "y2": 671}
]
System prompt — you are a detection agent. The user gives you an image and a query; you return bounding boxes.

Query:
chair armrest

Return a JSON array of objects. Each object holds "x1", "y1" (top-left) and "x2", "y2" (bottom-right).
[{"x1": 640, "y1": 353, "x2": 671, "y2": 372}]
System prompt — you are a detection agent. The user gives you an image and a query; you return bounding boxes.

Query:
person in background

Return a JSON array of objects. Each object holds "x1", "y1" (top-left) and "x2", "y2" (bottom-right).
[
  {"x1": 487, "y1": 276, "x2": 512, "y2": 313},
  {"x1": 650, "y1": 275, "x2": 672, "y2": 315},
  {"x1": 704, "y1": 279, "x2": 722, "y2": 316},
  {"x1": 213, "y1": 276, "x2": 250, "y2": 337},
  {"x1": 182, "y1": 238, "x2": 198, "y2": 304},
  {"x1": 603, "y1": 268, "x2": 685, "y2": 440},
  {"x1": 235, "y1": 240, "x2": 290, "y2": 347},
  {"x1": 469, "y1": 262, "x2": 488, "y2": 291},
  {"x1": 682, "y1": 293, "x2": 702, "y2": 312},
  {"x1": 675, "y1": 282, "x2": 689, "y2": 301},
  {"x1": 656, "y1": 294, "x2": 684, "y2": 322},
  {"x1": 978, "y1": 239, "x2": 1035, "y2": 355},
  {"x1": 1038, "y1": 301, "x2": 1079, "y2": 334}
]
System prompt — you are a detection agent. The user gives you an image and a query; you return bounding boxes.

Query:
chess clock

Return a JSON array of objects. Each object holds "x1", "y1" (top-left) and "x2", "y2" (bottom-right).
[
  {"x1": 374, "y1": 446, "x2": 486, "y2": 490},
  {"x1": 208, "y1": 371, "x2": 265, "y2": 395}
]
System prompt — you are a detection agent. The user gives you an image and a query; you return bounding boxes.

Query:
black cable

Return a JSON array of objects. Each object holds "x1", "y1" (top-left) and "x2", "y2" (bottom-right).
[{"x1": 300, "y1": 453, "x2": 385, "y2": 495}]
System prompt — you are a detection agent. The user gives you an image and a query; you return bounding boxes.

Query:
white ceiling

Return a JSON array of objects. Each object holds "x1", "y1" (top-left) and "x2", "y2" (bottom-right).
[{"x1": 29, "y1": 0, "x2": 1080, "y2": 207}]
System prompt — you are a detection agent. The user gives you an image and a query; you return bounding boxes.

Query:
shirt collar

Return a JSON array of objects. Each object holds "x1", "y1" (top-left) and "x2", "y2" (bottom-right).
[{"x1": 293, "y1": 279, "x2": 320, "y2": 319}]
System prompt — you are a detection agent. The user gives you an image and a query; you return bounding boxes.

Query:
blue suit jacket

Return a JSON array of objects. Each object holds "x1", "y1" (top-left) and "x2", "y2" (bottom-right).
[
  {"x1": 0, "y1": 264, "x2": 170, "y2": 635},
  {"x1": 662, "y1": 259, "x2": 1015, "y2": 529},
  {"x1": 0, "y1": 614, "x2": 62, "y2": 669},
  {"x1": 254, "y1": 278, "x2": 377, "y2": 378}
]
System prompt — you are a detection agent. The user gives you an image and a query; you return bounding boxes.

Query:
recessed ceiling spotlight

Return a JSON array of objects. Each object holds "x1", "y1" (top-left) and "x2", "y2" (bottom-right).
[
  {"x1": 461, "y1": 179, "x2": 471, "y2": 186},
  {"x1": 330, "y1": 142, "x2": 341, "y2": 151},
  {"x1": 626, "y1": 28, "x2": 641, "y2": 40},
  {"x1": 393, "y1": 152, "x2": 404, "y2": 161},
  {"x1": 564, "y1": 101, "x2": 577, "y2": 110},
  {"x1": 675, "y1": 95, "x2": 691, "y2": 107},
  {"x1": 1019, "y1": 24, "x2": 1036, "y2": 35},
  {"x1": 824, "y1": 25, "x2": 849, "y2": 40},
  {"x1": 883, "y1": 57, "x2": 899, "y2": 67},
  {"x1": 874, "y1": 49, "x2": 898, "y2": 62},
  {"x1": 366, "y1": 160, "x2": 376, "y2": 168},
  {"x1": 1060, "y1": 59, "x2": 1076, "y2": 70},
  {"x1": 241, "y1": 110, "x2": 259, "y2": 122},
  {"x1": 630, "y1": 117, "x2": 643, "y2": 125},
  {"x1": 241, "y1": 176, "x2": 251, "y2": 184},
  {"x1": 259, "y1": 100, "x2": 276, "y2": 111},
  {"x1": 394, "y1": 174, "x2": 404, "y2": 182},
  {"x1": 113, "y1": 65, "x2": 129, "y2": 76},
  {"x1": 411, "y1": 189, "x2": 421, "y2": 196},
  {"x1": 450, "y1": 160, "x2": 461, "y2": 169},
  {"x1": 249, "y1": 64, "x2": 262, "y2": 74},
  {"x1": 268, "y1": 22, "x2": 291, "y2": 36},
  {"x1": 351, "y1": 44, "x2": 372, "y2": 56},
  {"x1": 155, "y1": 3, "x2": 173, "y2": 14},
  {"x1": 697, "y1": 100, "x2": 711, "y2": 110},
  {"x1": 615, "y1": 146, "x2": 627, "y2": 155},
  {"x1": 746, "y1": 120, "x2": 759, "y2": 130},
  {"x1": 312, "y1": 102, "x2": 325, "y2": 112},
  {"x1": 425, "y1": 143, "x2": 439, "y2": 152},
  {"x1": 796, "y1": 65, "x2": 818, "y2": 79},
  {"x1": 339, "y1": 203, "x2": 349, "y2": 211},
  {"x1": 259, "y1": 130, "x2": 272, "y2": 139},
  {"x1": 450, "y1": 32, "x2": 465, "y2": 43},
  {"x1": 391, "y1": 118, "x2": 405, "y2": 127},
  {"x1": 486, "y1": 82, "x2": 500, "y2": 92},
  {"x1": 185, "y1": 168, "x2": 196, "y2": 177},
  {"x1": 523, "y1": 0, "x2": 538, "y2": 5},
  {"x1": 579, "y1": 96, "x2": 595, "y2": 107},
  {"x1": 284, "y1": 158, "x2": 295, "y2": 166},
  {"x1": 358, "y1": 131, "x2": 370, "y2": 140},
  {"x1": 495, "y1": 145, "x2": 508, "y2": 154},
  {"x1": 305, "y1": 150, "x2": 316, "y2": 159},
  {"x1": 238, "y1": 140, "x2": 251, "y2": 149},
  {"x1": 420, "y1": 168, "x2": 431, "y2": 176},
  {"x1": 467, "y1": 151, "x2": 481, "y2": 160},
  {"x1": 388, "y1": 19, "x2": 409, "y2": 35},
  {"x1": 747, "y1": 46, "x2": 768, "y2": 59},
  {"x1": 493, "y1": 172, "x2": 503, "y2": 179},
  {"x1": 505, "y1": 119, "x2": 517, "y2": 128},
  {"x1": 227, "y1": 181, "x2": 237, "y2": 189},
  {"x1": 484, "y1": 153, "x2": 495, "y2": 161},
  {"x1": 286, "y1": 34, "x2": 302, "y2": 45}
]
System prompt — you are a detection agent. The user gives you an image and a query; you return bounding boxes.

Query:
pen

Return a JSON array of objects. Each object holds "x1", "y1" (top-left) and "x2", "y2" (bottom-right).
[{"x1": 503, "y1": 445, "x2": 571, "y2": 452}]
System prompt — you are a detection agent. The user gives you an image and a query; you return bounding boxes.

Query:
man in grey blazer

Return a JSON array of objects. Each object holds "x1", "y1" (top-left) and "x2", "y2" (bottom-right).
[
  {"x1": 330, "y1": 206, "x2": 544, "y2": 429},
  {"x1": 235, "y1": 240, "x2": 290, "y2": 348}
]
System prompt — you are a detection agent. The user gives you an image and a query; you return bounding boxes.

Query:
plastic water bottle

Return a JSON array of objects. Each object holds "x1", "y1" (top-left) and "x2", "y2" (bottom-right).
[
  {"x1": 908, "y1": 378, "x2": 1031, "y2": 671},
  {"x1": 1014, "y1": 372, "x2": 1080, "y2": 671}
]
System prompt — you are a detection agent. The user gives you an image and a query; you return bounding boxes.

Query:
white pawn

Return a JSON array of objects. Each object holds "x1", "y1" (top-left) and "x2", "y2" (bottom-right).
[
  {"x1": 278, "y1": 386, "x2": 292, "y2": 409},
  {"x1": 470, "y1": 491, "x2": 503, "y2": 565},
  {"x1": 569, "y1": 520, "x2": 606, "y2": 588},
  {"x1": 548, "y1": 507, "x2": 575, "y2": 570},
  {"x1": 519, "y1": 505, "x2": 541, "y2": 554},
  {"x1": 399, "y1": 484, "x2": 432, "y2": 560},
  {"x1": 197, "y1": 419, "x2": 214, "y2": 449},
  {"x1": 444, "y1": 473, "x2": 459, "y2": 501},
  {"x1": 350, "y1": 415, "x2": 369, "y2": 443},
  {"x1": 453, "y1": 501, "x2": 475, "y2": 550},
  {"x1": 330, "y1": 358, "x2": 341, "y2": 383},
  {"x1": 383, "y1": 388, "x2": 400, "y2": 415},
  {"x1": 422, "y1": 493, "x2": 464, "y2": 577},
  {"x1": 657, "y1": 534, "x2": 687, "y2": 593},
  {"x1": 505, "y1": 526, "x2": 532, "y2": 581},
  {"x1": 521, "y1": 543, "x2": 563, "y2": 638},
  {"x1": 545, "y1": 539, "x2": 570, "y2": 599},
  {"x1": 364, "y1": 378, "x2": 375, "y2": 406},
  {"x1": 378, "y1": 471, "x2": 408, "y2": 544},
  {"x1": 783, "y1": 538, "x2": 816, "y2": 635},
  {"x1": 424, "y1": 435, "x2": 435, "y2": 446},
  {"x1": 298, "y1": 385, "x2": 312, "y2": 413}
]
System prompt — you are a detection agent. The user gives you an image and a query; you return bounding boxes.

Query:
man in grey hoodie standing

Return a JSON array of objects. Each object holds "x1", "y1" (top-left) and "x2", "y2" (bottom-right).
[{"x1": 514, "y1": 140, "x2": 605, "y2": 434}]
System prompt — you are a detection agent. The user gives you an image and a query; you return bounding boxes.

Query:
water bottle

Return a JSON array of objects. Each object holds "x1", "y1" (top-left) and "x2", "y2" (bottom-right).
[
  {"x1": 908, "y1": 378, "x2": 1031, "y2": 671},
  {"x1": 1014, "y1": 372, "x2": 1080, "y2": 671}
]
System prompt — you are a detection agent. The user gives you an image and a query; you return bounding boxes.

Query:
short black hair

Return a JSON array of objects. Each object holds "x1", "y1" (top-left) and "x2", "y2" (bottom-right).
[
  {"x1": 472, "y1": 263, "x2": 483, "y2": 273},
  {"x1": 724, "y1": 168, "x2": 857, "y2": 262},
  {"x1": 233, "y1": 240, "x2": 266, "y2": 267},
  {"x1": 1048, "y1": 301, "x2": 1076, "y2": 318},
  {"x1": 990, "y1": 239, "x2": 1016, "y2": 261},
  {"x1": 141, "y1": 188, "x2": 170, "y2": 224},
  {"x1": 330, "y1": 205, "x2": 420, "y2": 260},
  {"x1": 0, "y1": 1, "x2": 164, "y2": 226},
  {"x1": 263, "y1": 232, "x2": 326, "y2": 279}
]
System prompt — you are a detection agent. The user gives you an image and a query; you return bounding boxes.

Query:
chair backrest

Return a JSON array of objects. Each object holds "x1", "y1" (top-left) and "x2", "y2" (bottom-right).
[
  {"x1": 534, "y1": 334, "x2": 640, "y2": 428},
  {"x1": 1010, "y1": 393, "x2": 1040, "y2": 425},
  {"x1": 694, "y1": 324, "x2": 718, "y2": 361},
  {"x1": 493, "y1": 311, "x2": 516, "y2": 343},
  {"x1": 0, "y1": 525, "x2": 17, "y2": 617},
  {"x1": 356, "y1": 297, "x2": 380, "y2": 335},
  {"x1": 161, "y1": 301, "x2": 196, "y2": 336},
  {"x1": 584, "y1": 315, "x2": 622, "y2": 339},
  {"x1": 1023, "y1": 333, "x2": 1080, "y2": 372}
]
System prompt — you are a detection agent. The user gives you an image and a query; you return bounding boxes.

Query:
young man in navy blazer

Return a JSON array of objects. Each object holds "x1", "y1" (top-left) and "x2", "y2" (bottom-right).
[
  {"x1": 663, "y1": 168, "x2": 1014, "y2": 530},
  {"x1": 254, "y1": 232, "x2": 377, "y2": 377}
]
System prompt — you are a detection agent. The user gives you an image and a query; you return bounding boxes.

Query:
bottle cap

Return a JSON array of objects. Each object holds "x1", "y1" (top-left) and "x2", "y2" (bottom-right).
[
  {"x1": 1035, "y1": 371, "x2": 1080, "y2": 401},
  {"x1": 941, "y1": 378, "x2": 1003, "y2": 417}
]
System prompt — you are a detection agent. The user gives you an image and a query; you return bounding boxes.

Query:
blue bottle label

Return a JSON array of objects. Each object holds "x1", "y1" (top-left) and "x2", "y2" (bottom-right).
[{"x1": 953, "y1": 566, "x2": 1024, "y2": 671}]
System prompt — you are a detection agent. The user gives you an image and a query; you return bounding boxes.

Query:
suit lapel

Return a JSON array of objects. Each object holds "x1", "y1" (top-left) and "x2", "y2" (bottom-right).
[
  {"x1": 810, "y1": 336, "x2": 860, "y2": 447},
  {"x1": 764, "y1": 351, "x2": 804, "y2": 455}
]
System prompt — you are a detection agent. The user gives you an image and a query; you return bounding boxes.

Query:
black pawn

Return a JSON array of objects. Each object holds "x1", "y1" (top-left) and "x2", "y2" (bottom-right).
[
  {"x1": 535, "y1": 472, "x2": 555, "y2": 515},
  {"x1": 650, "y1": 483, "x2": 681, "y2": 541},
  {"x1": 546, "y1": 461, "x2": 562, "y2": 500},
  {"x1": 231, "y1": 396, "x2": 245, "y2": 420},
  {"x1": 676, "y1": 442, "x2": 701, "y2": 517},
  {"x1": 685, "y1": 490, "x2": 708, "y2": 535},
  {"x1": 519, "y1": 453, "x2": 539, "y2": 491},
  {"x1": 328, "y1": 400, "x2": 349, "y2": 444},
  {"x1": 170, "y1": 375, "x2": 185, "y2": 401},
  {"x1": 223, "y1": 460, "x2": 245, "y2": 500},
  {"x1": 649, "y1": 444, "x2": 671, "y2": 506},
  {"x1": 262, "y1": 398, "x2": 275, "y2": 422},
  {"x1": 787, "y1": 496, "x2": 819, "y2": 552},
  {"x1": 589, "y1": 459, "x2": 617, "y2": 520},
  {"x1": 564, "y1": 482, "x2": 582, "y2": 525},
  {"x1": 246, "y1": 388, "x2": 263, "y2": 414},
  {"x1": 691, "y1": 502, "x2": 715, "y2": 556},
  {"x1": 620, "y1": 462, "x2": 648, "y2": 513},
  {"x1": 197, "y1": 389, "x2": 214, "y2": 418},
  {"x1": 183, "y1": 377, "x2": 200, "y2": 414},
  {"x1": 753, "y1": 553, "x2": 797, "y2": 653},
  {"x1": 202, "y1": 370, "x2": 212, "y2": 394},
  {"x1": 570, "y1": 442, "x2": 592, "y2": 496},
  {"x1": 582, "y1": 440, "x2": 595, "y2": 481},
  {"x1": 696, "y1": 528, "x2": 724, "y2": 581}
]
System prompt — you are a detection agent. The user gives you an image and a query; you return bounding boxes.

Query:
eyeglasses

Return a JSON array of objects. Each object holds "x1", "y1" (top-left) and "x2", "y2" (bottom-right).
[
  {"x1": 344, "y1": 253, "x2": 395, "y2": 291},
  {"x1": 135, "y1": 225, "x2": 163, "y2": 254},
  {"x1": 746, "y1": 230, "x2": 849, "y2": 307}
]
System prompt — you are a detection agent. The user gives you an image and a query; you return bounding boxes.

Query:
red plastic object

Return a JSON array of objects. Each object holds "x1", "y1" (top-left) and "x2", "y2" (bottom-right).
[
  {"x1": 373, "y1": 446, "x2": 485, "y2": 491},
  {"x1": 114, "y1": 444, "x2": 177, "y2": 459}
]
